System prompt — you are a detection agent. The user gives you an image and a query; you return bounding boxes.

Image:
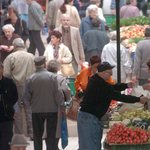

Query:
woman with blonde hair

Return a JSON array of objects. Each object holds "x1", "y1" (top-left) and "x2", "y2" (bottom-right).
[{"x1": 56, "y1": 0, "x2": 81, "y2": 28}]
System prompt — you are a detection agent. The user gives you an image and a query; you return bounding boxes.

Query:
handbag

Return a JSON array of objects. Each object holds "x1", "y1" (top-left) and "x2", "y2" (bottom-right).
[
  {"x1": 67, "y1": 95, "x2": 83, "y2": 121},
  {"x1": 61, "y1": 48, "x2": 75, "y2": 77},
  {"x1": 61, "y1": 114, "x2": 68, "y2": 149}
]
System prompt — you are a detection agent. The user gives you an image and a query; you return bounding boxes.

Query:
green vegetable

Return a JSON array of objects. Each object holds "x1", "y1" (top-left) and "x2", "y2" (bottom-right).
[
  {"x1": 128, "y1": 37, "x2": 144, "y2": 44},
  {"x1": 110, "y1": 16, "x2": 150, "y2": 30}
]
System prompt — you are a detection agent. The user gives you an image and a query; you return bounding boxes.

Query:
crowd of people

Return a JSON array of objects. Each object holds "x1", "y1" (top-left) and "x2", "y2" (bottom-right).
[{"x1": 0, "y1": 0, "x2": 150, "y2": 150}]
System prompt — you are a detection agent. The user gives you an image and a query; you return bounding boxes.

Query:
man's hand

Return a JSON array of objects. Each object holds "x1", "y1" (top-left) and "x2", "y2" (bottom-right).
[
  {"x1": 80, "y1": 59, "x2": 85, "y2": 63},
  {"x1": 111, "y1": 9, "x2": 116, "y2": 15},
  {"x1": 127, "y1": 81, "x2": 137, "y2": 88},
  {"x1": 1, "y1": 45, "x2": 9, "y2": 50},
  {"x1": 13, "y1": 113, "x2": 17, "y2": 119},
  {"x1": 6, "y1": 46, "x2": 14, "y2": 52},
  {"x1": 0, "y1": 10, "x2": 4, "y2": 15},
  {"x1": 143, "y1": 83, "x2": 150, "y2": 90},
  {"x1": 140, "y1": 96, "x2": 148, "y2": 104}
]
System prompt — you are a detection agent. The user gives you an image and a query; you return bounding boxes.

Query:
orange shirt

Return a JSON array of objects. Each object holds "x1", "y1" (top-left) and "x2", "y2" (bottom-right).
[{"x1": 75, "y1": 67, "x2": 115, "y2": 92}]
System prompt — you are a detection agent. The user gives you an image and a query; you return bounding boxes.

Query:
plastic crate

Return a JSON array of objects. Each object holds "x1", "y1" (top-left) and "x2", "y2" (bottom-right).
[
  {"x1": 66, "y1": 77, "x2": 76, "y2": 96},
  {"x1": 104, "y1": 14, "x2": 116, "y2": 27},
  {"x1": 111, "y1": 144, "x2": 150, "y2": 150}
]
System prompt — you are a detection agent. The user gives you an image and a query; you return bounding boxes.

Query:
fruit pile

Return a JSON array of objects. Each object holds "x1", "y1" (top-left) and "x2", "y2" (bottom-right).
[
  {"x1": 107, "y1": 124, "x2": 150, "y2": 144},
  {"x1": 120, "y1": 24, "x2": 149, "y2": 39},
  {"x1": 112, "y1": 109, "x2": 150, "y2": 120}
]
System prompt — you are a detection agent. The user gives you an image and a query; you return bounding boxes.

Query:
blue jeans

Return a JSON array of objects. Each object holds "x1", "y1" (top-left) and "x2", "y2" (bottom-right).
[{"x1": 77, "y1": 111, "x2": 102, "y2": 150}]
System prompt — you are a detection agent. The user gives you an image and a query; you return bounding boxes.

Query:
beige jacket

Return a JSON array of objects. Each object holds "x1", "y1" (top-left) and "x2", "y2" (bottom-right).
[
  {"x1": 56, "y1": 5, "x2": 81, "y2": 28},
  {"x1": 3, "y1": 48, "x2": 35, "y2": 86},
  {"x1": 44, "y1": 43, "x2": 72, "y2": 65},
  {"x1": 47, "y1": 0, "x2": 64, "y2": 30},
  {"x1": 55, "y1": 25, "x2": 85, "y2": 64}
]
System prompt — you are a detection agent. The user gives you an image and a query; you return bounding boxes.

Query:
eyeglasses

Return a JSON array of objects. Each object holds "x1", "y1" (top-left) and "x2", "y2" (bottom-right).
[{"x1": 105, "y1": 71, "x2": 112, "y2": 76}]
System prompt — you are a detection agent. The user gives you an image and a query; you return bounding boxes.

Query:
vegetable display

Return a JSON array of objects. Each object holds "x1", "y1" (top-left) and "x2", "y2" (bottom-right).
[
  {"x1": 110, "y1": 16, "x2": 150, "y2": 30},
  {"x1": 107, "y1": 124, "x2": 150, "y2": 144}
]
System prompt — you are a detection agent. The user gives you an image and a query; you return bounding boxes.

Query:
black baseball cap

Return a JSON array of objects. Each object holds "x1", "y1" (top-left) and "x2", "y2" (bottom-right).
[{"x1": 97, "y1": 62, "x2": 115, "y2": 72}]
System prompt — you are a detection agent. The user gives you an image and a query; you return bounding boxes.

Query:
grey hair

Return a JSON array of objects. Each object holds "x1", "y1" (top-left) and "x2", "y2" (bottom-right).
[
  {"x1": 109, "y1": 31, "x2": 117, "y2": 40},
  {"x1": 12, "y1": 38, "x2": 24, "y2": 47},
  {"x1": 87, "y1": 4, "x2": 98, "y2": 14},
  {"x1": 91, "y1": 17, "x2": 101, "y2": 27},
  {"x1": 126, "y1": 0, "x2": 134, "y2": 4},
  {"x1": 47, "y1": 59, "x2": 61, "y2": 73},
  {"x1": 2, "y1": 24, "x2": 15, "y2": 32},
  {"x1": 61, "y1": 14, "x2": 70, "y2": 20},
  {"x1": 90, "y1": 0, "x2": 100, "y2": 4}
]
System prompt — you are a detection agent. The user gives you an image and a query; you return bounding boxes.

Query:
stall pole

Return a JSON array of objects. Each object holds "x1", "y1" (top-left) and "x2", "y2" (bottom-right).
[{"x1": 116, "y1": 0, "x2": 121, "y2": 83}]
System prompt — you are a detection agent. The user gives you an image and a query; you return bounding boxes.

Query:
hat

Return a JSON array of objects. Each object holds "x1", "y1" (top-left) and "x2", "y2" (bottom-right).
[
  {"x1": 9, "y1": 134, "x2": 29, "y2": 147},
  {"x1": 90, "y1": 55, "x2": 101, "y2": 65},
  {"x1": 97, "y1": 62, "x2": 115, "y2": 72},
  {"x1": 34, "y1": 56, "x2": 46, "y2": 66}
]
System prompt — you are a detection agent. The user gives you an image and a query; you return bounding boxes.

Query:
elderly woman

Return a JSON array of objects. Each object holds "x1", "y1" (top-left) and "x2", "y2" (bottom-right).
[
  {"x1": 75, "y1": 55, "x2": 114, "y2": 96},
  {"x1": 0, "y1": 24, "x2": 20, "y2": 62},
  {"x1": 4, "y1": 7, "x2": 29, "y2": 43},
  {"x1": 79, "y1": 4, "x2": 105, "y2": 39},
  {"x1": 86, "y1": 0, "x2": 106, "y2": 23},
  {"x1": 101, "y1": 31, "x2": 132, "y2": 83},
  {"x1": 47, "y1": 59, "x2": 71, "y2": 150},
  {"x1": 44, "y1": 30, "x2": 72, "y2": 75},
  {"x1": 56, "y1": 0, "x2": 81, "y2": 28}
]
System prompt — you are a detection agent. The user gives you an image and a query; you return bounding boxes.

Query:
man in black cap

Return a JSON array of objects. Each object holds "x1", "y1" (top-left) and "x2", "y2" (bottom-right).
[
  {"x1": 22, "y1": 56, "x2": 64, "y2": 150},
  {"x1": 77, "y1": 61, "x2": 149, "y2": 150}
]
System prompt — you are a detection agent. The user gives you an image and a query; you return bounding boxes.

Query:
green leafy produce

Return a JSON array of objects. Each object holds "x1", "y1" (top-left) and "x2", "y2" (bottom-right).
[
  {"x1": 110, "y1": 16, "x2": 150, "y2": 30},
  {"x1": 128, "y1": 37, "x2": 144, "y2": 44}
]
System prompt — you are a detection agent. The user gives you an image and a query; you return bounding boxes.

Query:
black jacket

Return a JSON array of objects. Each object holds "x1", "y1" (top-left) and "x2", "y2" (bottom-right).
[
  {"x1": 0, "y1": 76, "x2": 18, "y2": 122},
  {"x1": 80, "y1": 74, "x2": 140, "y2": 120},
  {"x1": 4, "y1": 18, "x2": 29, "y2": 42}
]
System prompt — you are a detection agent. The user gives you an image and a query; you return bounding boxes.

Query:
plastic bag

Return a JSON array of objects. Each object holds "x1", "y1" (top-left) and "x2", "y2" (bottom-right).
[{"x1": 61, "y1": 114, "x2": 68, "y2": 149}]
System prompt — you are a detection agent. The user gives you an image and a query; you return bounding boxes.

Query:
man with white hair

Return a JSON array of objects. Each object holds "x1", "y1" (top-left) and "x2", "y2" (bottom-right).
[
  {"x1": 0, "y1": 24, "x2": 20, "y2": 62},
  {"x1": 79, "y1": 4, "x2": 105, "y2": 39},
  {"x1": 55, "y1": 14, "x2": 85, "y2": 77},
  {"x1": 3, "y1": 38, "x2": 35, "y2": 139}
]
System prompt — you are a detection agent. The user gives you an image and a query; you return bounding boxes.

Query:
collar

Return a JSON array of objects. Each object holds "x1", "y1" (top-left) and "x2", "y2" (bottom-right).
[{"x1": 62, "y1": 26, "x2": 70, "y2": 32}]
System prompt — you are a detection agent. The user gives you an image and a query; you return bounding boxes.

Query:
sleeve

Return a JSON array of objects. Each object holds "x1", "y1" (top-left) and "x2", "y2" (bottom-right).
[
  {"x1": 61, "y1": 47, "x2": 72, "y2": 63},
  {"x1": 82, "y1": 33, "x2": 88, "y2": 53},
  {"x1": 22, "y1": 78, "x2": 32, "y2": 107},
  {"x1": 21, "y1": 20, "x2": 29, "y2": 42},
  {"x1": 74, "y1": 73, "x2": 83, "y2": 92},
  {"x1": 74, "y1": 7, "x2": 81, "y2": 27},
  {"x1": 100, "y1": 20, "x2": 106, "y2": 32},
  {"x1": 3, "y1": 56, "x2": 12, "y2": 77},
  {"x1": 111, "y1": 83, "x2": 128, "y2": 91},
  {"x1": 101, "y1": 46, "x2": 107, "y2": 62},
  {"x1": 121, "y1": 46, "x2": 132, "y2": 75},
  {"x1": 107, "y1": 84, "x2": 140, "y2": 103},
  {"x1": 110, "y1": 0, "x2": 116, "y2": 10},
  {"x1": 60, "y1": 77, "x2": 71, "y2": 102},
  {"x1": 76, "y1": 29, "x2": 85, "y2": 60},
  {"x1": 11, "y1": 79, "x2": 18, "y2": 106},
  {"x1": 56, "y1": 10, "x2": 61, "y2": 28},
  {"x1": 13, "y1": 102, "x2": 18, "y2": 113},
  {"x1": 54, "y1": 76, "x2": 64, "y2": 106},
  {"x1": 47, "y1": 2, "x2": 54, "y2": 29},
  {"x1": 30, "y1": 5, "x2": 44, "y2": 27},
  {"x1": 132, "y1": 43, "x2": 141, "y2": 77},
  {"x1": 2, "y1": 1, "x2": 8, "y2": 14}
]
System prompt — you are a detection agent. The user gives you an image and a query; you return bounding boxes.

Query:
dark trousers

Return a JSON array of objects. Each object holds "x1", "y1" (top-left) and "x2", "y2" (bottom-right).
[
  {"x1": 32, "y1": 112, "x2": 57, "y2": 150},
  {"x1": 0, "y1": 121, "x2": 13, "y2": 150},
  {"x1": 28, "y1": 30, "x2": 45, "y2": 56}
]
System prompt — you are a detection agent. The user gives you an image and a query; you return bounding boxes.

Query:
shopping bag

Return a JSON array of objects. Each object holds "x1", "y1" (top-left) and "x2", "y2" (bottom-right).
[{"x1": 61, "y1": 114, "x2": 68, "y2": 149}]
